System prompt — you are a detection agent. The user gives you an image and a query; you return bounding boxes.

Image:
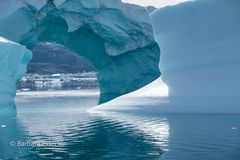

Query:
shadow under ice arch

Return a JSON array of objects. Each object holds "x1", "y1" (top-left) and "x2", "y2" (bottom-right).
[{"x1": 0, "y1": 0, "x2": 160, "y2": 103}]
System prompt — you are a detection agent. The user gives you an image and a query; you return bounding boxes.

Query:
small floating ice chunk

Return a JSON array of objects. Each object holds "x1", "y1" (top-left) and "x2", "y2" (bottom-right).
[{"x1": 1, "y1": 125, "x2": 6, "y2": 128}]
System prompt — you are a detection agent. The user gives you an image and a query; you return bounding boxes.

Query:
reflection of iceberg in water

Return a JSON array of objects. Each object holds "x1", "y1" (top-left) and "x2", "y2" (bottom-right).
[
  {"x1": 15, "y1": 95, "x2": 169, "y2": 159},
  {"x1": 61, "y1": 113, "x2": 169, "y2": 159},
  {"x1": 19, "y1": 112, "x2": 169, "y2": 159},
  {"x1": 92, "y1": 112, "x2": 170, "y2": 152},
  {"x1": 0, "y1": 104, "x2": 17, "y2": 117},
  {"x1": 0, "y1": 105, "x2": 29, "y2": 159}
]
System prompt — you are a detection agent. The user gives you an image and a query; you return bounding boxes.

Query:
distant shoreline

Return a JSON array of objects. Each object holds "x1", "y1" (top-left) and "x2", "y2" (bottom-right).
[{"x1": 16, "y1": 89, "x2": 100, "y2": 97}]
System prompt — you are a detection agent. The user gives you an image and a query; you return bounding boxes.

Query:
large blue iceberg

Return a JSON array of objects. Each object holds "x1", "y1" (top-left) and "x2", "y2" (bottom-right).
[
  {"x1": 90, "y1": 0, "x2": 240, "y2": 113},
  {"x1": 151, "y1": 0, "x2": 240, "y2": 110},
  {"x1": 0, "y1": 0, "x2": 160, "y2": 103},
  {"x1": 0, "y1": 37, "x2": 32, "y2": 108}
]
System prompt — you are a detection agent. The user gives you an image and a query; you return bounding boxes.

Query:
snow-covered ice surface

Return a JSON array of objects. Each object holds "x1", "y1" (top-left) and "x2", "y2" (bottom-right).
[
  {"x1": 89, "y1": 77, "x2": 170, "y2": 112},
  {"x1": 0, "y1": 0, "x2": 160, "y2": 103},
  {"x1": 90, "y1": 0, "x2": 240, "y2": 113},
  {"x1": 0, "y1": 37, "x2": 32, "y2": 108}
]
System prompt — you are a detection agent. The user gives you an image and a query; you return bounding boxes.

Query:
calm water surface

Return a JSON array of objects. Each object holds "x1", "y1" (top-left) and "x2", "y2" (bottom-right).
[{"x1": 0, "y1": 91, "x2": 240, "y2": 160}]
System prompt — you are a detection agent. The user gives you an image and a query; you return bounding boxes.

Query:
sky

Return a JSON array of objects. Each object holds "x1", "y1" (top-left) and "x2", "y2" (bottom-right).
[{"x1": 122, "y1": 0, "x2": 191, "y2": 8}]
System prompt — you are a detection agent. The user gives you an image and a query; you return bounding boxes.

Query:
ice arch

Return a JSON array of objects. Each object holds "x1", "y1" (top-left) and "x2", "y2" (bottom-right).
[
  {"x1": 0, "y1": 0, "x2": 160, "y2": 103},
  {"x1": 90, "y1": 0, "x2": 240, "y2": 113}
]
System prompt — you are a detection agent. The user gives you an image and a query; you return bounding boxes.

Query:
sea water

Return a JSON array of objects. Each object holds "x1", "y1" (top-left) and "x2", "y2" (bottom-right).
[{"x1": 0, "y1": 90, "x2": 239, "y2": 160}]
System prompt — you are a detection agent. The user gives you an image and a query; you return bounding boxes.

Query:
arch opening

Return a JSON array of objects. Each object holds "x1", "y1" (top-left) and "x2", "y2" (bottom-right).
[{"x1": 17, "y1": 43, "x2": 100, "y2": 101}]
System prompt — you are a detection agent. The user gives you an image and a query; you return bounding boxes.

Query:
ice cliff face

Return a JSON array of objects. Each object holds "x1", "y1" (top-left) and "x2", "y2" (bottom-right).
[
  {"x1": 151, "y1": 0, "x2": 240, "y2": 105},
  {"x1": 90, "y1": 0, "x2": 240, "y2": 113},
  {"x1": 0, "y1": 0, "x2": 160, "y2": 103},
  {"x1": 0, "y1": 37, "x2": 32, "y2": 106}
]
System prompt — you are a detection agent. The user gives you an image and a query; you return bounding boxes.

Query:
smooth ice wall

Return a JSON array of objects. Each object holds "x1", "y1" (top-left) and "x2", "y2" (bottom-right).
[
  {"x1": 151, "y1": 0, "x2": 240, "y2": 100},
  {"x1": 0, "y1": 37, "x2": 32, "y2": 106}
]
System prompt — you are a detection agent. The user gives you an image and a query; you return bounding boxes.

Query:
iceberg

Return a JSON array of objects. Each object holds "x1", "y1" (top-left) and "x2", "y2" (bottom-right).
[
  {"x1": 0, "y1": 37, "x2": 32, "y2": 108},
  {"x1": 0, "y1": 0, "x2": 160, "y2": 103},
  {"x1": 90, "y1": 0, "x2": 240, "y2": 113},
  {"x1": 151, "y1": 0, "x2": 240, "y2": 111}
]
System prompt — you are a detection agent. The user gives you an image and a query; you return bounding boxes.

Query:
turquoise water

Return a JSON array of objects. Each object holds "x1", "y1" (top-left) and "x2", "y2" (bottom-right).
[{"x1": 0, "y1": 92, "x2": 240, "y2": 160}]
